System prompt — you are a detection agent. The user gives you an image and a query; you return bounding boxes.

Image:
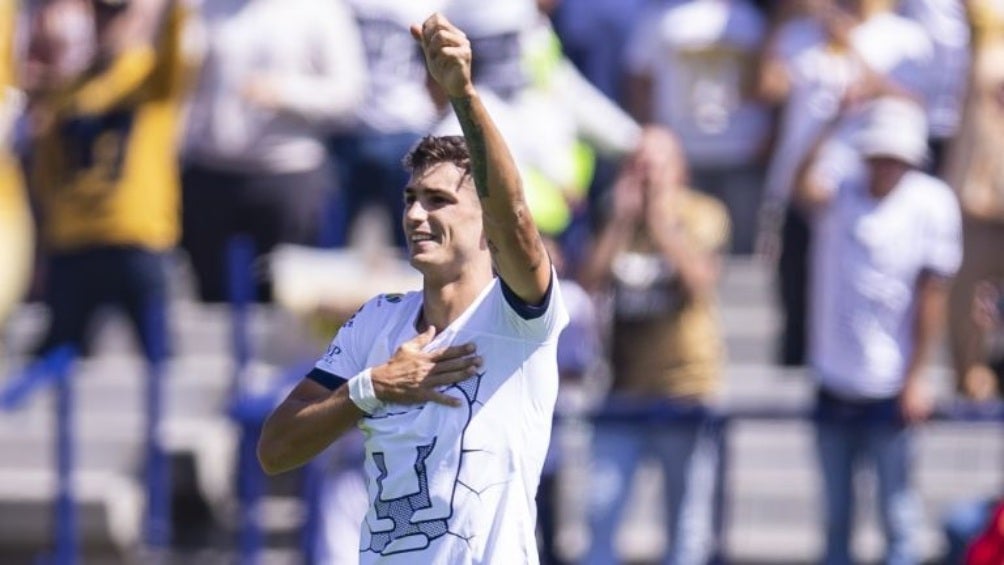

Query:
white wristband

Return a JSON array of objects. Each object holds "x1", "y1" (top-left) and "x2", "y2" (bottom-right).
[{"x1": 348, "y1": 368, "x2": 383, "y2": 415}]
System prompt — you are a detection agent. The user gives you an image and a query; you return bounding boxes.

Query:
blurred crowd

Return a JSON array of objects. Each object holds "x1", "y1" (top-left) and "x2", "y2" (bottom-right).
[{"x1": 2, "y1": 0, "x2": 1004, "y2": 563}]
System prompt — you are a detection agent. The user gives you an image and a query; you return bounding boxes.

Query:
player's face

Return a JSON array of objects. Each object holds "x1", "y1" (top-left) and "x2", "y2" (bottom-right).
[{"x1": 403, "y1": 162, "x2": 486, "y2": 276}]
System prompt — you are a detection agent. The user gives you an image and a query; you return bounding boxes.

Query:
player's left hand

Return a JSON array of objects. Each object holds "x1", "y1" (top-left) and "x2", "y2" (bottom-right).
[{"x1": 410, "y1": 13, "x2": 474, "y2": 99}]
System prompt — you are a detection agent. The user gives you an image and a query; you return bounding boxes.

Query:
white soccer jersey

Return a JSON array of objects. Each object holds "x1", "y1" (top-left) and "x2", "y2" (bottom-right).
[{"x1": 313, "y1": 275, "x2": 569, "y2": 564}]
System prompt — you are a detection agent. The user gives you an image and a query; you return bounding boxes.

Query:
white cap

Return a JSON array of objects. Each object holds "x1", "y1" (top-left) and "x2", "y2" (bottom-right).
[{"x1": 854, "y1": 97, "x2": 929, "y2": 166}]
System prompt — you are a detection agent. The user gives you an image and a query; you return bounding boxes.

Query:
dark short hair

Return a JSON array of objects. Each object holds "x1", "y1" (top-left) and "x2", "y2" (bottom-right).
[
  {"x1": 402, "y1": 135, "x2": 471, "y2": 177},
  {"x1": 93, "y1": 0, "x2": 130, "y2": 10}
]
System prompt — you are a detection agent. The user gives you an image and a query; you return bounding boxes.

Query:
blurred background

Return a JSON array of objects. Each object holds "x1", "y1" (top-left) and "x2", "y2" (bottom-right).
[{"x1": 2, "y1": 0, "x2": 1004, "y2": 563}]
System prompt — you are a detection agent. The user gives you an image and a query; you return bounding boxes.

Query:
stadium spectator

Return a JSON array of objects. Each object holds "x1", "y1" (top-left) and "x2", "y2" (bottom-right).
[
  {"x1": 965, "y1": 500, "x2": 1004, "y2": 565},
  {"x1": 942, "y1": 279, "x2": 1004, "y2": 564},
  {"x1": 26, "y1": 0, "x2": 193, "y2": 362},
  {"x1": 625, "y1": 0, "x2": 770, "y2": 256},
  {"x1": 0, "y1": 0, "x2": 31, "y2": 360},
  {"x1": 180, "y1": 0, "x2": 365, "y2": 302},
  {"x1": 757, "y1": 0, "x2": 934, "y2": 366},
  {"x1": 578, "y1": 127, "x2": 730, "y2": 565},
  {"x1": 898, "y1": 0, "x2": 970, "y2": 174},
  {"x1": 548, "y1": 0, "x2": 647, "y2": 107},
  {"x1": 941, "y1": 10, "x2": 1004, "y2": 529},
  {"x1": 323, "y1": 0, "x2": 445, "y2": 250},
  {"x1": 945, "y1": 0, "x2": 1004, "y2": 402},
  {"x1": 793, "y1": 96, "x2": 961, "y2": 565}
]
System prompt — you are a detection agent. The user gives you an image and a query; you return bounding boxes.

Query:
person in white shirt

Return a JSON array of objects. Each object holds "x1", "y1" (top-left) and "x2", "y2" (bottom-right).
[
  {"x1": 794, "y1": 96, "x2": 962, "y2": 565},
  {"x1": 625, "y1": 0, "x2": 771, "y2": 255},
  {"x1": 258, "y1": 13, "x2": 569, "y2": 564},
  {"x1": 898, "y1": 0, "x2": 970, "y2": 173},
  {"x1": 181, "y1": 0, "x2": 366, "y2": 302},
  {"x1": 757, "y1": 0, "x2": 934, "y2": 366}
]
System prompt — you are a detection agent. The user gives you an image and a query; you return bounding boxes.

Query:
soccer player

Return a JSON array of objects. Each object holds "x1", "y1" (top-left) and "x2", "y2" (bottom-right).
[{"x1": 257, "y1": 12, "x2": 569, "y2": 564}]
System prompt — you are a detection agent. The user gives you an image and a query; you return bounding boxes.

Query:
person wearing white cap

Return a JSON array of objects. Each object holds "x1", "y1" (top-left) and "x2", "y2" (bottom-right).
[
  {"x1": 794, "y1": 96, "x2": 962, "y2": 565},
  {"x1": 854, "y1": 96, "x2": 931, "y2": 168}
]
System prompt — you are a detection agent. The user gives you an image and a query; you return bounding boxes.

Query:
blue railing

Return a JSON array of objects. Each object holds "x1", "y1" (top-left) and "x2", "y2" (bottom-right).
[
  {"x1": 0, "y1": 345, "x2": 77, "y2": 565},
  {"x1": 225, "y1": 233, "x2": 328, "y2": 565},
  {"x1": 142, "y1": 292, "x2": 172, "y2": 555},
  {"x1": 0, "y1": 347, "x2": 173, "y2": 563},
  {"x1": 225, "y1": 234, "x2": 266, "y2": 565}
]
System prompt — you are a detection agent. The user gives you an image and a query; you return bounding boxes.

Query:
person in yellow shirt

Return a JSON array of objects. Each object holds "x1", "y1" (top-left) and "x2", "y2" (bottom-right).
[
  {"x1": 27, "y1": 0, "x2": 191, "y2": 360},
  {"x1": 0, "y1": 0, "x2": 33, "y2": 355}
]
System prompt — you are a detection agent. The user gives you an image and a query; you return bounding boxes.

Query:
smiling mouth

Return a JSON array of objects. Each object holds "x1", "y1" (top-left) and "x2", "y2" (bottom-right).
[{"x1": 409, "y1": 233, "x2": 436, "y2": 245}]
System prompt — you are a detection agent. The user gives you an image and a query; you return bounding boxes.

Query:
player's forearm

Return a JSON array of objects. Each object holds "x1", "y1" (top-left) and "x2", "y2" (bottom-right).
[
  {"x1": 449, "y1": 90, "x2": 525, "y2": 213},
  {"x1": 257, "y1": 386, "x2": 363, "y2": 475},
  {"x1": 449, "y1": 90, "x2": 550, "y2": 300}
]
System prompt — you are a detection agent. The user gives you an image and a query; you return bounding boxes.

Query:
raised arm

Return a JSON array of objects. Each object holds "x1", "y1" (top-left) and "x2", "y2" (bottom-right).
[
  {"x1": 411, "y1": 14, "x2": 551, "y2": 304},
  {"x1": 29, "y1": 0, "x2": 176, "y2": 117},
  {"x1": 791, "y1": 115, "x2": 846, "y2": 211}
]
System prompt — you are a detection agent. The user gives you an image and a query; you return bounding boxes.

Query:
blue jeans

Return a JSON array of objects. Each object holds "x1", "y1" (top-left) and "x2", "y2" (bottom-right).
[
  {"x1": 814, "y1": 388, "x2": 922, "y2": 565},
  {"x1": 584, "y1": 402, "x2": 717, "y2": 565}
]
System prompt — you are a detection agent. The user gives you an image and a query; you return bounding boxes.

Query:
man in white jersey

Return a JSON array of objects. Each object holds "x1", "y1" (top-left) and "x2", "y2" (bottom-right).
[{"x1": 258, "y1": 12, "x2": 569, "y2": 564}]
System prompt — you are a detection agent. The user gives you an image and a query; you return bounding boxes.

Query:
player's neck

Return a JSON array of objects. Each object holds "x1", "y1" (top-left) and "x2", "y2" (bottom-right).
[{"x1": 418, "y1": 268, "x2": 493, "y2": 334}]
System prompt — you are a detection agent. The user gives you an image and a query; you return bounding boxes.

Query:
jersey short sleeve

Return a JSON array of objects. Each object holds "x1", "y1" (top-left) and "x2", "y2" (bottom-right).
[{"x1": 497, "y1": 268, "x2": 570, "y2": 343}]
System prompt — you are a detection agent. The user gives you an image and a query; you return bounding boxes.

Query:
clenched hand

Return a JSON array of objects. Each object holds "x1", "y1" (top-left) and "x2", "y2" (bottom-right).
[
  {"x1": 371, "y1": 326, "x2": 482, "y2": 407},
  {"x1": 411, "y1": 13, "x2": 474, "y2": 99}
]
